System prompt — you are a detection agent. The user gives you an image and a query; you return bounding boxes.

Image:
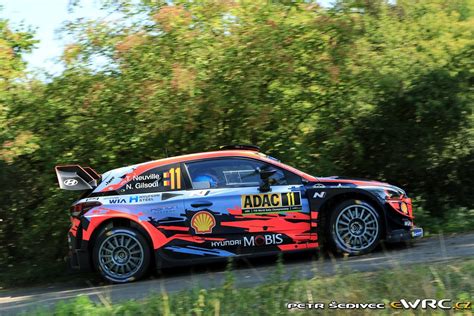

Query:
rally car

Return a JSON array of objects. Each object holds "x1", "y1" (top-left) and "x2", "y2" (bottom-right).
[{"x1": 56, "y1": 145, "x2": 423, "y2": 283}]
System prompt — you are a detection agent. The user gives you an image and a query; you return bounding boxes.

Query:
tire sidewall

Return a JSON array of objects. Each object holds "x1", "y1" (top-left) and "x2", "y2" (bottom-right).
[
  {"x1": 328, "y1": 199, "x2": 382, "y2": 255},
  {"x1": 92, "y1": 227, "x2": 150, "y2": 283}
]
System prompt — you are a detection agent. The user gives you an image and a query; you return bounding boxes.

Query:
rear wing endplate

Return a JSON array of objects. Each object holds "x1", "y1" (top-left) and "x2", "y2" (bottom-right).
[{"x1": 55, "y1": 165, "x2": 101, "y2": 191}]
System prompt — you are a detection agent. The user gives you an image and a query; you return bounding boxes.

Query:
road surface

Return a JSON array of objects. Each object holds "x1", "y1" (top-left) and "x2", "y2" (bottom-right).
[{"x1": 1, "y1": 233, "x2": 474, "y2": 315}]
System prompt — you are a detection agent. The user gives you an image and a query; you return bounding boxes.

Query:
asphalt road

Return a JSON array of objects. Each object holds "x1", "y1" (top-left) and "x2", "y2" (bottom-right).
[{"x1": 1, "y1": 233, "x2": 474, "y2": 315}]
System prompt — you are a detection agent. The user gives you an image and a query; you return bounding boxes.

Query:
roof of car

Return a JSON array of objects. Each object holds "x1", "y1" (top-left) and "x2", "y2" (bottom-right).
[
  {"x1": 125, "y1": 150, "x2": 266, "y2": 177},
  {"x1": 138, "y1": 150, "x2": 262, "y2": 167},
  {"x1": 100, "y1": 150, "x2": 316, "y2": 192}
]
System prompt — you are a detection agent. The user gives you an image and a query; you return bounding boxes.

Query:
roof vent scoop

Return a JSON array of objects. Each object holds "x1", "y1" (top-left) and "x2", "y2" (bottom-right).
[{"x1": 219, "y1": 144, "x2": 261, "y2": 152}]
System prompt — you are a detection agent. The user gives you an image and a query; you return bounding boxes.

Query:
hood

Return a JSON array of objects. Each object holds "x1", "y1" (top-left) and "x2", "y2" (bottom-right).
[
  {"x1": 317, "y1": 176, "x2": 389, "y2": 187},
  {"x1": 314, "y1": 176, "x2": 406, "y2": 197}
]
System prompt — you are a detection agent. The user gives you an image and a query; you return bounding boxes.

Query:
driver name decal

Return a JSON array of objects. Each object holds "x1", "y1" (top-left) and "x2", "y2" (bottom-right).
[{"x1": 241, "y1": 192, "x2": 302, "y2": 215}]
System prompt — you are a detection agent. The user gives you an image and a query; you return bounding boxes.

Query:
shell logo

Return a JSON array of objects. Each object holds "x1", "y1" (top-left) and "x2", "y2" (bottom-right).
[{"x1": 191, "y1": 211, "x2": 216, "y2": 234}]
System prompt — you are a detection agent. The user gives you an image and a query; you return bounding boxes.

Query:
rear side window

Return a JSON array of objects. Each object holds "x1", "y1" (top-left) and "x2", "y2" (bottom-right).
[
  {"x1": 118, "y1": 164, "x2": 183, "y2": 194},
  {"x1": 185, "y1": 158, "x2": 301, "y2": 189}
]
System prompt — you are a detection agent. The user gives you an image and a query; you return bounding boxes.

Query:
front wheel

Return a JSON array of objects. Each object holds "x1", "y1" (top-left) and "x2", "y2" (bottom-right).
[
  {"x1": 92, "y1": 227, "x2": 150, "y2": 283},
  {"x1": 328, "y1": 200, "x2": 382, "y2": 255}
]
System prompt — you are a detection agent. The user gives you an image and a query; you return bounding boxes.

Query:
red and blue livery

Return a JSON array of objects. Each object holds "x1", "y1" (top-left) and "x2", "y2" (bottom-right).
[{"x1": 56, "y1": 145, "x2": 423, "y2": 283}]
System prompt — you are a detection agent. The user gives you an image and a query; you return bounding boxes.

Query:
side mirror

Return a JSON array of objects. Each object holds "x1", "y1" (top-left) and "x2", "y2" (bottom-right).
[{"x1": 258, "y1": 168, "x2": 277, "y2": 192}]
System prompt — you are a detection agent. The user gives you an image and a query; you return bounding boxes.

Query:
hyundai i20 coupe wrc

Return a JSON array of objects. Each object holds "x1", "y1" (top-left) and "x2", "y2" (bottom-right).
[{"x1": 56, "y1": 145, "x2": 423, "y2": 283}]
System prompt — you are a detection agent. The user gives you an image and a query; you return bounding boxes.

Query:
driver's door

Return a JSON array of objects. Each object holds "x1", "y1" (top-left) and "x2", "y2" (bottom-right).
[{"x1": 182, "y1": 157, "x2": 311, "y2": 257}]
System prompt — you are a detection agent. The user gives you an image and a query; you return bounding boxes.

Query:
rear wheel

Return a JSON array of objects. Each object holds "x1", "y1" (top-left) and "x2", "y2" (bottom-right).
[
  {"x1": 328, "y1": 200, "x2": 382, "y2": 255},
  {"x1": 92, "y1": 227, "x2": 150, "y2": 283}
]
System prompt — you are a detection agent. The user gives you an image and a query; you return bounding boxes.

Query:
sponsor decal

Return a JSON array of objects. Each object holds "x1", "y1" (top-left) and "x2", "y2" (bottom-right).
[
  {"x1": 191, "y1": 211, "x2": 216, "y2": 234},
  {"x1": 151, "y1": 206, "x2": 178, "y2": 213},
  {"x1": 108, "y1": 198, "x2": 127, "y2": 204},
  {"x1": 313, "y1": 191, "x2": 326, "y2": 199},
  {"x1": 107, "y1": 194, "x2": 161, "y2": 204},
  {"x1": 243, "y1": 233, "x2": 283, "y2": 246},
  {"x1": 104, "y1": 176, "x2": 115, "y2": 185},
  {"x1": 211, "y1": 239, "x2": 242, "y2": 247},
  {"x1": 241, "y1": 192, "x2": 301, "y2": 215},
  {"x1": 84, "y1": 197, "x2": 100, "y2": 202},
  {"x1": 210, "y1": 234, "x2": 283, "y2": 247},
  {"x1": 64, "y1": 179, "x2": 78, "y2": 186},
  {"x1": 128, "y1": 194, "x2": 161, "y2": 203}
]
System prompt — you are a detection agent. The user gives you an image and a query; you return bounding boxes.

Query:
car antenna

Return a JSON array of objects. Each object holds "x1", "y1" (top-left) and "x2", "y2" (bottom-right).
[{"x1": 164, "y1": 147, "x2": 169, "y2": 158}]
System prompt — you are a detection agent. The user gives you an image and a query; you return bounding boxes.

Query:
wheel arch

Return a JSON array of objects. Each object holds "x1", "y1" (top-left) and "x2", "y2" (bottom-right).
[
  {"x1": 86, "y1": 216, "x2": 156, "y2": 256},
  {"x1": 312, "y1": 189, "x2": 388, "y2": 238}
]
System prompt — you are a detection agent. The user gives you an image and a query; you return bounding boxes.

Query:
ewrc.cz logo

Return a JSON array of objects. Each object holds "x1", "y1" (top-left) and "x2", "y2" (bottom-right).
[
  {"x1": 390, "y1": 299, "x2": 472, "y2": 310},
  {"x1": 287, "y1": 300, "x2": 472, "y2": 310}
]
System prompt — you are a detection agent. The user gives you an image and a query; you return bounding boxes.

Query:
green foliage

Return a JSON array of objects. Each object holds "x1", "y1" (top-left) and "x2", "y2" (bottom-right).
[
  {"x1": 33, "y1": 259, "x2": 474, "y2": 315},
  {"x1": 415, "y1": 206, "x2": 474, "y2": 235},
  {"x1": 0, "y1": 0, "x2": 472, "y2": 285}
]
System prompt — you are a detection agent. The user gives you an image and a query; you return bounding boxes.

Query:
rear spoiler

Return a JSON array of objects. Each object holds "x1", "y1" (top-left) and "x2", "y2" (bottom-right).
[{"x1": 55, "y1": 165, "x2": 101, "y2": 191}]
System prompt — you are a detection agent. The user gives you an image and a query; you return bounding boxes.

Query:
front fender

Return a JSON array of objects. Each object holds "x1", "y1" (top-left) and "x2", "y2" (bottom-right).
[
  {"x1": 306, "y1": 186, "x2": 386, "y2": 215},
  {"x1": 306, "y1": 185, "x2": 416, "y2": 240}
]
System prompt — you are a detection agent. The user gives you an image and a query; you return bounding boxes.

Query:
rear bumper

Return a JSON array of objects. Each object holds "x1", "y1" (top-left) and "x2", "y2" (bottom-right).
[
  {"x1": 68, "y1": 232, "x2": 92, "y2": 271},
  {"x1": 385, "y1": 227, "x2": 424, "y2": 243}
]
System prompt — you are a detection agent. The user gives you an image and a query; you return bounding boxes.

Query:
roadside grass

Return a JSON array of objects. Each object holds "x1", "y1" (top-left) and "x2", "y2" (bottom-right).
[{"x1": 29, "y1": 258, "x2": 474, "y2": 316}]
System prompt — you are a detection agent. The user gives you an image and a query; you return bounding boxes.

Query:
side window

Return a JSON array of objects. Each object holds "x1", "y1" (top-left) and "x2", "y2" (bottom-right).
[
  {"x1": 118, "y1": 164, "x2": 182, "y2": 194},
  {"x1": 185, "y1": 158, "x2": 301, "y2": 189}
]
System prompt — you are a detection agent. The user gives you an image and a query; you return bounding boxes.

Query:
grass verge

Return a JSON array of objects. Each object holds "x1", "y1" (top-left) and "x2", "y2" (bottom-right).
[{"x1": 30, "y1": 258, "x2": 474, "y2": 315}]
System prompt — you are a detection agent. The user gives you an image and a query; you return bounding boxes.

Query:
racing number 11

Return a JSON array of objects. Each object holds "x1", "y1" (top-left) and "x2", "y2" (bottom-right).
[
  {"x1": 286, "y1": 192, "x2": 296, "y2": 205},
  {"x1": 167, "y1": 167, "x2": 181, "y2": 190}
]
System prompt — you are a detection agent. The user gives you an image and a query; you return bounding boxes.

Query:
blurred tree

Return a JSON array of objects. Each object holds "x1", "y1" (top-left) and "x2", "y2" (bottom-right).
[{"x1": 0, "y1": 14, "x2": 41, "y2": 277}]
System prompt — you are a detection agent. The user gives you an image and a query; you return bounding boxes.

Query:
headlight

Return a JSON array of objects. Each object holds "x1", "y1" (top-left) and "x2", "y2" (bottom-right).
[
  {"x1": 400, "y1": 202, "x2": 409, "y2": 214},
  {"x1": 385, "y1": 187, "x2": 406, "y2": 200}
]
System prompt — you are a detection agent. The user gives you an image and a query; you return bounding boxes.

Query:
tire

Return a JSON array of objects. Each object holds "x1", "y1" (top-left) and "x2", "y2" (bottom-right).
[
  {"x1": 327, "y1": 199, "x2": 382, "y2": 255},
  {"x1": 92, "y1": 227, "x2": 150, "y2": 283}
]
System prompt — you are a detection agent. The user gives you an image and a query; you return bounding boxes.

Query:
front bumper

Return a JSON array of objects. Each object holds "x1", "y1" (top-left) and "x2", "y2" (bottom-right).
[{"x1": 385, "y1": 227, "x2": 424, "y2": 243}]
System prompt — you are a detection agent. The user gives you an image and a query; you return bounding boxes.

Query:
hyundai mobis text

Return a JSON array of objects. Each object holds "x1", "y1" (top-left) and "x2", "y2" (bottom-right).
[{"x1": 56, "y1": 145, "x2": 423, "y2": 283}]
